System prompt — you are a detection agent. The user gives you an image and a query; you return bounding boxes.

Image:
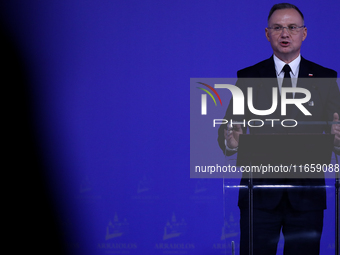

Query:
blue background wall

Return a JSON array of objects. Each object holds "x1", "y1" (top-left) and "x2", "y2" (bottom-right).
[{"x1": 2, "y1": 1, "x2": 339, "y2": 254}]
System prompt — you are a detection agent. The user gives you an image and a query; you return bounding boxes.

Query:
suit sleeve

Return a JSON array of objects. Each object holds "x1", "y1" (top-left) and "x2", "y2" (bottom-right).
[
  {"x1": 326, "y1": 73, "x2": 340, "y2": 154},
  {"x1": 217, "y1": 74, "x2": 248, "y2": 155}
]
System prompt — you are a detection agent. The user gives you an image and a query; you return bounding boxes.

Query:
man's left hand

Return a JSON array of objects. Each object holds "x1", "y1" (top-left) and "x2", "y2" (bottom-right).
[{"x1": 331, "y1": 112, "x2": 340, "y2": 147}]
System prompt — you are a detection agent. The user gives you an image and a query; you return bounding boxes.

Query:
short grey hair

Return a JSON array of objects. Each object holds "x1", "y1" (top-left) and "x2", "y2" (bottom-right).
[{"x1": 268, "y1": 3, "x2": 304, "y2": 25}]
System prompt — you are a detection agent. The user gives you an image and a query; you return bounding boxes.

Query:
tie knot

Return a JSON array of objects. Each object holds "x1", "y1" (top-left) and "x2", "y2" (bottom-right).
[{"x1": 282, "y1": 64, "x2": 291, "y2": 74}]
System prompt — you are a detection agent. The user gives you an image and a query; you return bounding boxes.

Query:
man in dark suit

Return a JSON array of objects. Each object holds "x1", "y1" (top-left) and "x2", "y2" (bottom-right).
[{"x1": 217, "y1": 3, "x2": 340, "y2": 255}]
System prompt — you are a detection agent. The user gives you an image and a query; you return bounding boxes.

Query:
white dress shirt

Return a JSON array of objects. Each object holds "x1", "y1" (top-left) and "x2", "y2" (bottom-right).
[{"x1": 273, "y1": 54, "x2": 301, "y2": 97}]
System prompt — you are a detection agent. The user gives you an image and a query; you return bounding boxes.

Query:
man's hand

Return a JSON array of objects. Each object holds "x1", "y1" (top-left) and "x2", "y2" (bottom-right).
[
  {"x1": 331, "y1": 112, "x2": 340, "y2": 147},
  {"x1": 224, "y1": 124, "x2": 243, "y2": 149}
]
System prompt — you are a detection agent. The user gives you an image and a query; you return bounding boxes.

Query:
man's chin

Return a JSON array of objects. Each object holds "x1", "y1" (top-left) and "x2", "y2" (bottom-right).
[
  {"x1": 274, "y1": 50, "x2": 299, "y2": 60},
  {"x1": 277, "y1": 47, "x2": 292, "y2": 54}
]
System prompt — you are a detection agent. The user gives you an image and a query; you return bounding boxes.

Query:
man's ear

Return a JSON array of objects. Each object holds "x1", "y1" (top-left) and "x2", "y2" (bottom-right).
[
  {"x1": 265, "y1": 27, "x2": 270, "y2": 41},
  {"x1": 302, "y1": 26, "x2": 307, "y2": 41}
]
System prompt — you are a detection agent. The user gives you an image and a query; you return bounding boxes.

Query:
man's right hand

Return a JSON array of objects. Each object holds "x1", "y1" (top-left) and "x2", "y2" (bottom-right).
[
  {"x1": 331, "y1": 112, "x2": 340, "y2": 147},
  {"x1": 224, "y1": 124, "x2": 243, "y2": 149}
]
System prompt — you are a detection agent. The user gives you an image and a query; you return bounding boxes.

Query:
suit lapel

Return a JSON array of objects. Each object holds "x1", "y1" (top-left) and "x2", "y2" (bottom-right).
[
  {"x1": 298, "y1": 57, "x2": 309, "y2": 78},
  {"x1": 290, "y1": 57, "x2": 315, "y2": 119},
  {"x1": 259, "y1": 56, "x2": 277, "y2": 78},
  {"x1": 255, "y1": 56, "x2": 282, "y2": 119}
]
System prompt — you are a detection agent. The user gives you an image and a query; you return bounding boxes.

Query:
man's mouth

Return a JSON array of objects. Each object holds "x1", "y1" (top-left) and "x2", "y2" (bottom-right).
[{"x1": 280, "y1": 41, "x2": 290, "y2": 46}]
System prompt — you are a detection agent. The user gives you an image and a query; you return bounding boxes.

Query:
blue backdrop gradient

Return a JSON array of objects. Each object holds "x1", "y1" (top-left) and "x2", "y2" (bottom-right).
[{"x1": 2, "y1": 1, "x2": 339, "y2": 254}]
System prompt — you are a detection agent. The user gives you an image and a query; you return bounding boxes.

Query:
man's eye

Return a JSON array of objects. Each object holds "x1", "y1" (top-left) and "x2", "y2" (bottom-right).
[
  {"x1": 289, "y1": 26, "x2": 297, "y2": 30},
  {"x1": 273, "y1": 26, "x2": 281, "y2": 31}
]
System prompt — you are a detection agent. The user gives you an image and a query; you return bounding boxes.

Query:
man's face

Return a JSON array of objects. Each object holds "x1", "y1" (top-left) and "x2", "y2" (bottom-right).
[{"x1": 265, "y1": 8, "x2": 307, "y2": 62}]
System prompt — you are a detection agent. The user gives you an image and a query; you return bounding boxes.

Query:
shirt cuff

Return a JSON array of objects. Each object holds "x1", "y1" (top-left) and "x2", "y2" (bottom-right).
[
  {"x1": 225, "y1": 139, "x2": 238, "y2": 152},
  {"x1": 334, "y1": 145, "x2": 340, "y2": 154}
]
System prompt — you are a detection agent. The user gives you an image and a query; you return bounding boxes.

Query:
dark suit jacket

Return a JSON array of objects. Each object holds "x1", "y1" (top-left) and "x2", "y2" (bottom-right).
[{"x1": 218, "y1": 56, "x2": 340, "y2": 211}]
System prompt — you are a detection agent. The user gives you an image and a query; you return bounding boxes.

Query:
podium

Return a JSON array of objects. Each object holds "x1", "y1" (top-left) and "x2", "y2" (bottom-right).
[{"x1": 223, "y1": 133, "x2": 339, "y2": 255}]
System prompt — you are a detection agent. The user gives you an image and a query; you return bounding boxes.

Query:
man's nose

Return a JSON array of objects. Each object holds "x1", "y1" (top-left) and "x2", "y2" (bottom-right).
[{"x1": 280, "y1": 27, "x2": 290, "y2": 36}]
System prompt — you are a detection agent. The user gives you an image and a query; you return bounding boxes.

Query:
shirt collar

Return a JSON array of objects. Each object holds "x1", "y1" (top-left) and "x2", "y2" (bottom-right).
[{"x1": 273, "y1": 54, "x2": 301, "y2": 76}]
